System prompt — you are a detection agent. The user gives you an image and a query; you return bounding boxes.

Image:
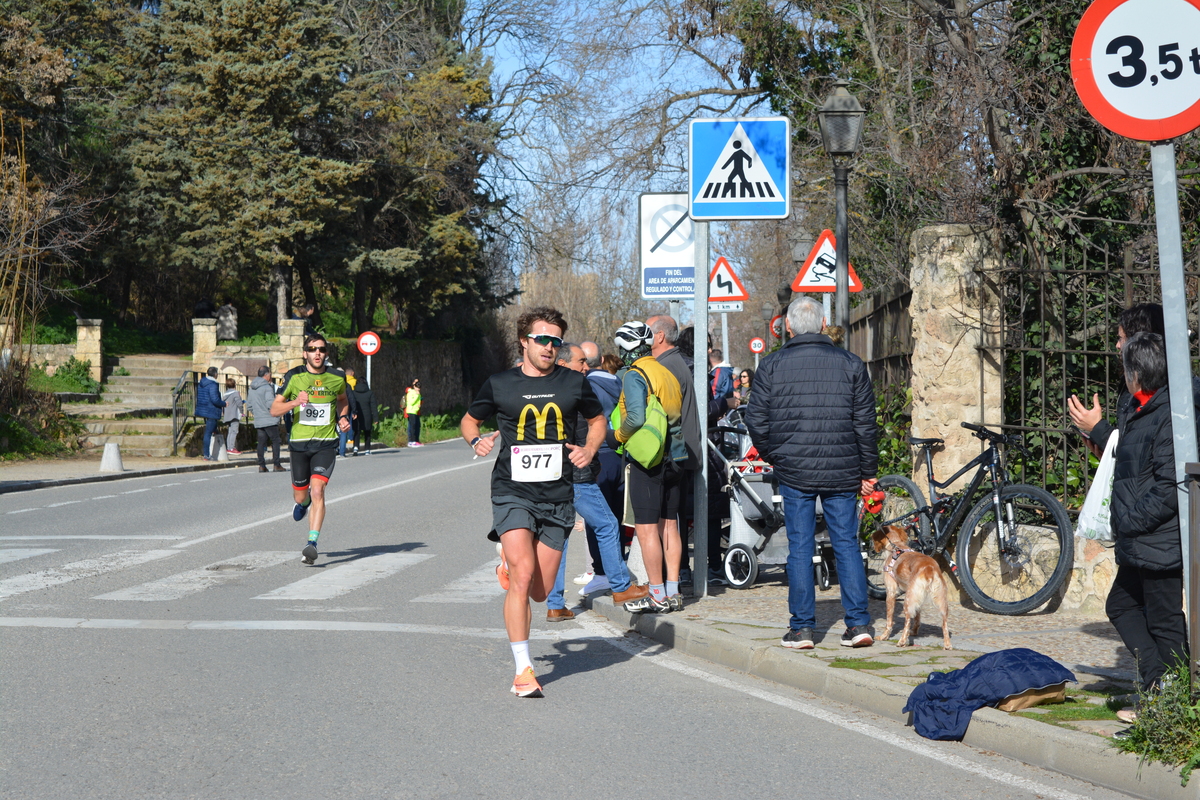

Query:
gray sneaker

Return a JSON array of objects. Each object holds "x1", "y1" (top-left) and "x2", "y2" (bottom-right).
[
  {"x1": 667, "y1": 594, "x2": 684, "y2": 612},
  {"x1": 624, "y1": 595, "x2": 670, "y2": 614},
  {"x1": 840, "y1": 625, "x2": 874, "y2": 647},
  {"x1": 781, "y1": 627, "x2": 815, "y2": 649}
]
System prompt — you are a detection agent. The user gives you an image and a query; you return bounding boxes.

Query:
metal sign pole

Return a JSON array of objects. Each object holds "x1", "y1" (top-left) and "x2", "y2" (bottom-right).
[
  {"x1": 693, "y1": 221, "x2": 710, "y2": 599},
  {"x1": 366, "y1": 354, "x2": 372, "y2": 388},
  {"x1": 1150, "y1": 142, "x2": 1198, "y2": 675},
  {"x1": 721, "y1": 313, "x2": 729, "y2": 364}
]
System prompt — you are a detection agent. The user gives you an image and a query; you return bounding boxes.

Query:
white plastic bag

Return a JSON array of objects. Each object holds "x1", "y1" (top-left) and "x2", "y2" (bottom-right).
[{"x1": 1075, "y1": 431, "x2": 1118, "y2": 542}]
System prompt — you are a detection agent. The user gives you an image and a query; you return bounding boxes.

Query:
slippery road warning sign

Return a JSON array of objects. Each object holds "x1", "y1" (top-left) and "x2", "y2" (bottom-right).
[
  {"x1": 791, "y1": 229, "x2": 862, "y2": 293},
  {"x1": 689, "y1": 117, "x2": 791, "y2": 220}
]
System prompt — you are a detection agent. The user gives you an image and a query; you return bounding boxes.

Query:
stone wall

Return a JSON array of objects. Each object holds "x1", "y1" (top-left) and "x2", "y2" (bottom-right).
[
  {"x1": 26, "y1": 344, "x2": 76, "y2": 374},
  {"x1": 192, "y1": 318, "x2": 306, "y2": 379},
  {"x1": 336, "y1": 340, "x2": 470, "y2": 418},
  {"x1": 10, "y1": 319, "x2": 103, "y2": 380}
]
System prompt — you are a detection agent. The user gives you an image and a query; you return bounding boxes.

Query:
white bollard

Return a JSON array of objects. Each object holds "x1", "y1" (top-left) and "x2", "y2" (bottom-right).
[
  {"x1": 215, "y1": 441, "x2": 229, "y2": 462},
  {"x1": 99, "y1": 442, "x2": 124, "y2": 473},
  {"x1": 626, "y1": 535, "x2": 648, "y2": 586}
]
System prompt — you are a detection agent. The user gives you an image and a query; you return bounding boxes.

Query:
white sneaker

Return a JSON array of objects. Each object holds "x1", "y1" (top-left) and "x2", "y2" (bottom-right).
[
  {"x1": 572, "y1": 570, "x2": 594, "y2": 585},
  {"x1": 580, "y1": 574, "x2": 611, "y2": 595}
]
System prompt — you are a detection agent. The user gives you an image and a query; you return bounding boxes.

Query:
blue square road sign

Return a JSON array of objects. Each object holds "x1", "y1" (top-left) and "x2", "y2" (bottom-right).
[{"x1": 689, "y1": 117, "x2": 790, "y2": 221}]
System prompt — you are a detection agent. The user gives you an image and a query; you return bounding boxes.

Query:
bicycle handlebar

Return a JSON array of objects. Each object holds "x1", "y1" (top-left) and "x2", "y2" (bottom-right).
[{"x1": 960, "y1": 421, "x2": 1029, "y2": 455}]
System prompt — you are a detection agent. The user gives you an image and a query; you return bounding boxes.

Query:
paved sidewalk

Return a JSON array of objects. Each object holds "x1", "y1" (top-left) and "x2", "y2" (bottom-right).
[
  {"x1": 583, "y1": 567, "x2": 1193, "y2": 800},
  {"x1": 0, "y1": 451, "x2": 275, "y2": 493}
]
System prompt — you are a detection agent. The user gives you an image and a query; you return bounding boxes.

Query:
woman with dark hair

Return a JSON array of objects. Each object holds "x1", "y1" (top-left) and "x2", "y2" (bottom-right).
[
  {"x1": 404, "y1": 378, "x2": 423, "y2": 447},
  {"x1": 1107, "y1": 331, "x2": 1192, "y2": 725},
  {"x1": 735, "y1": 367, "x2": 754, "y2": 401},
  {"x1": 600, "y1": 354, "x2": 622, "y2": 374}
]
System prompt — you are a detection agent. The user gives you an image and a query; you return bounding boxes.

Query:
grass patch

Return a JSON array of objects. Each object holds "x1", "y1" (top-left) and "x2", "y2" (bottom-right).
[
  {"x1": 224, "y1": 331, "x2": 280, "y2": 346},
  {"x1": 1015, "y1": 697, "x2": 1120, "y2": 725},
  {"x1": 829, "y1": 658, "x2": 902, "y2": 670},
  {"x1": 1112, "y1": 663, "x2": 1200, "y2": 786},
  {"x1": 27, "y1": 358, "x2": 100, "y2": 394},
  {"x1": 375, "y1": 404, "x2": 495, "y2": 448}
]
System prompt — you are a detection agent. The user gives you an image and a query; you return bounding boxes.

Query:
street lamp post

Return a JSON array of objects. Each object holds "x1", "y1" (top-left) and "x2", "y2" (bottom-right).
[
  {"x1": 817, "y1": 80, "x2": 866, "y2": 334},
  {"x1": 759, "y1": 301, "x2": 774, "y2": 367}
]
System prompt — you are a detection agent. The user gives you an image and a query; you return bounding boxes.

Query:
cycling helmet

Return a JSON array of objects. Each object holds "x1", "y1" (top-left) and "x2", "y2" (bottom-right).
[{"x1": 614, "y1": 321, "x2": 653, "y2": 366}]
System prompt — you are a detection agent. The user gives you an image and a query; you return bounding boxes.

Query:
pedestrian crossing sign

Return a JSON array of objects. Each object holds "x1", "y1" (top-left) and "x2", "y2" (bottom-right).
[{"x1": 689, "y1": 117, "x2": 790, "y2": 220}]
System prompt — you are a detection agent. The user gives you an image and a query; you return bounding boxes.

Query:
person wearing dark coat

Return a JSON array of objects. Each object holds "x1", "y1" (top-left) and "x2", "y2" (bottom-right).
[
  {"x1": 351, "y1": 375, "x2": 378, "y2": 453},
  {"x1": 745, "y1": 296, "x2": 879, "y2": 650},
  {"x1": 194, "y1": 366, "x2": 226, "y2": 461},
  {"x1": 1107, "y1": 332, "x2": 1192, "y2": 698}
]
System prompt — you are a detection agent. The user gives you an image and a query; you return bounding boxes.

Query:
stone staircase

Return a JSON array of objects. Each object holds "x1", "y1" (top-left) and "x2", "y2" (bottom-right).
[{"x1": 66, "y1": 355, "x2": 194, "y2": 457}]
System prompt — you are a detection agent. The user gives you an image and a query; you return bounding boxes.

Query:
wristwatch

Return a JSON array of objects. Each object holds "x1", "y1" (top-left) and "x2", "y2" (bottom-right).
[{"x1": 469, "y1": 436, "x2": 483, "y2": 449}]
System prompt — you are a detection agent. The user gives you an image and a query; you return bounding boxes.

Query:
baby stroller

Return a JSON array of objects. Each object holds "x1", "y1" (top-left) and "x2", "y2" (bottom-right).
[{"x1": 710, "y1": 410, "x2": 840, "y2": 590}]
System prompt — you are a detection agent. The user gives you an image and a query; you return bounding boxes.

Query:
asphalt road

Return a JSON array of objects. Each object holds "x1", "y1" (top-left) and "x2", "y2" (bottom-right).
[{"x1": 0, "y1": 443, "x2": 1136, "y2": 799}]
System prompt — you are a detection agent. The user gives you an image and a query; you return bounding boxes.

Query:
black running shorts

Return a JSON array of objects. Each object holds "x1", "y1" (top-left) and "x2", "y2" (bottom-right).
[
  {"x1": 627, "y1": 459, "x2": 683, "y2": 525},
  {"x1": 290, "y1": 447, "x2": 337, "y2": 489},
  {"x1": 488, "y1": 495, "x2": 574, "y2": 552}
]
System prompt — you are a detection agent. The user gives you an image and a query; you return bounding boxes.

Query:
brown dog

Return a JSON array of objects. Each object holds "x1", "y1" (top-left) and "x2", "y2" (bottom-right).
[{"x1": 871, "y1": 524, "x2": 952, "y2": 649}]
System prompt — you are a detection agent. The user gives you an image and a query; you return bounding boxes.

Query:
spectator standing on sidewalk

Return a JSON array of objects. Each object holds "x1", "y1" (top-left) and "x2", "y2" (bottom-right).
[
  {"x1": 195, "y1": 366, "x2": 225, "y2": 461},
  {"x1": 575, "y1": 340, "x2": 626, "y2": 593},
  {"x1": 221, "y1": 376, "x2": 244, "y2": 455},
  {"x1": 405, "y1": 378, "x2": 423, "y2": 447},
  {"x1": 708, "y1": 349, "x2": 733, "y2": 401},
  {"x1": 248, "y1": 366, "x2": 284, "y2": 472},
  {"x1": 1107, "y1": 332, "x2": 1192, "y2": 719},
  {"x1": 351, "y1": 371, "x2": 378, "y2": 454},
  {"x1": 745, "y1": 296, "x2": 878, "y2": 650}
]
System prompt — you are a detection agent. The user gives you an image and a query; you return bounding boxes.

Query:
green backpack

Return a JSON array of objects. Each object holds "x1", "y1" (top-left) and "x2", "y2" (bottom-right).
[{"x1": 611, "y1": 366, "x2": 667, "y2": 469}]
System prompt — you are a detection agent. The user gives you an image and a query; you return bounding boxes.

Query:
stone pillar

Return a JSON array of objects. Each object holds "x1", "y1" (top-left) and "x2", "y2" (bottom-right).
[
  {"x1": 278, "y1": 319, "x2": 305, "y2": 373},
  {"x1": 908, "y1": 224, "x2": 1003, "y2": 495},
  {"x1": 75, "y1": 319, "x2": 104, "y2": 382},
  {"x1": 192, "y1": 318, "x2": 217, "y2": 372}
]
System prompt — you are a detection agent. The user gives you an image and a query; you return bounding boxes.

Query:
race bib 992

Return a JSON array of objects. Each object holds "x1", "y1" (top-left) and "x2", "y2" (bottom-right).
[{"x1": 297, "y1": 402, "x2": 332, "y2": 427}]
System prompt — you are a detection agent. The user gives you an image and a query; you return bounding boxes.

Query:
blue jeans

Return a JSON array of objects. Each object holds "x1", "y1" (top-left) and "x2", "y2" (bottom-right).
[
  {"x1": 546, "y1": 482, "x2": 633, "y2": 609},
  {"x1": 338, "y1": 427, "x2": 351, "y2": 456},
  {"x1": 781, "y1": 486, "x2": 870, "y2": 632},
  {"x1": 202, "y1": 417, "x2": 219, "y2": 459},
  {"x1": 407, "y1": 415, "x2": 420, "y2": 444}
]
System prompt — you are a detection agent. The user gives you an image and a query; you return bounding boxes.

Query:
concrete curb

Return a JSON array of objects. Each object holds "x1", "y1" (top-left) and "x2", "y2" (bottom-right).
[
  {"x1": 0, "y1": 448, "x2": 403, "y2": 495},
  {"x1": 585, "y1": 595, "x2": 1196, "y2": 800}
]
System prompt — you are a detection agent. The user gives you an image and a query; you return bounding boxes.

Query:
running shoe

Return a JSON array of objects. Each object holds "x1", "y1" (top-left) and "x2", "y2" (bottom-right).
[
  {"x1": 495, "y1": 542, "x2": 510, "y2": 590},
  {"x1": 227, "y1": 449, "x2": 242, "y2": 455},
  {"x1": 301, "y1": 542, "x2": 318, "y2": 565},
  {"x1": 573, "y1": 570, "x2": 594, "y2": 585},
  {"x1": 840, "y1": 625, "x2": 874, "y2": 647},
  {"x1": 1116, "y1": 706, "x2": 1139, "y2": 723},
  {"x1": 667, "y1": 594, "x2": 684, "y2": 612},
  {"x1": 510, "y1": 667, "x2": 544, "y2": 698},
  {"x1": 624, "y1": 595, "x2": 670, "y2": 614},
  {"x1": 781, "y1": 627, "x2": 815, "y2": 649},
  {"x1": 293, "y1": 500, "x2": 310, "y2": 522}
]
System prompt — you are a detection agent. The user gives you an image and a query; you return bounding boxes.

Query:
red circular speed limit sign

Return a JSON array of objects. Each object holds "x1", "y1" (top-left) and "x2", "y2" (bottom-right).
[
  {"x1": 356, "y1": 331, "x2": 381, "y2": 356},
  {"x1": 1071, "y1": 0, "x2": 1200, "y2": 140},
  {"x1": 770, "y1": 315, "x2": 784, "y2": 339},
  {"x1": 749, "y1": 337, "x2": 766, "y2": 354}
]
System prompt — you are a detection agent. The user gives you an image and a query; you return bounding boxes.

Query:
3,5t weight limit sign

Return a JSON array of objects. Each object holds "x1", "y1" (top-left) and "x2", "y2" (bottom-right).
[{"x1": 1071, "y1": 0, "x2": 1200, "y2": 141}]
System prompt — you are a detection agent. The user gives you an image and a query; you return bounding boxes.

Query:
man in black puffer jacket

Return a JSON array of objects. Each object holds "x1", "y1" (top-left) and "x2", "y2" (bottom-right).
[
  {"x1": 1108, "y1": 332, "x2": 1192, "y2": 698},
  {"x1": 746, "y1": 296, "x2": 879, "y2": 650}
]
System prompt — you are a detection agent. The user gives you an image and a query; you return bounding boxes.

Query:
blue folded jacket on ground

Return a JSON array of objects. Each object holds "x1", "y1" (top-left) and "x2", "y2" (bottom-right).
[{"x1": 903, "y1": 647, "x2": 1076, "y2": 741}]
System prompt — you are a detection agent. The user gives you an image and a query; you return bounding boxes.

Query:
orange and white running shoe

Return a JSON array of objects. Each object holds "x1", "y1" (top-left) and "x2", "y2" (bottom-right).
[
  {"x1": 495, "y1": 542, "x2": 510, "y2": 591},
  {"x1": 510, "y1": 667, "x2": 544, "y2": 698}
]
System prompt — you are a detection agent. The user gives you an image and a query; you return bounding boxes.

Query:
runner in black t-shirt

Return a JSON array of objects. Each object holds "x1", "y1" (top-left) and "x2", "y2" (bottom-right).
[{"x1": 460, "y1": 306, "x2": 605, "y2": 698}]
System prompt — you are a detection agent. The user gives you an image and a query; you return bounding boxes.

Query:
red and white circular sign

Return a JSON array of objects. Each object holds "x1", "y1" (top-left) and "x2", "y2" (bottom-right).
[
  {"x1": 769, "y1": 315, "x2": 784, "y2": 339},
  {"x1": 749, "y1": 337, "x2": 766, "y2": 354},
  {"x1": 356, "y1": 331, "x2": 381, "y2": 356},
  {"x1": 1071, "y1": 0, "x2": 1200, "y2": 140}
]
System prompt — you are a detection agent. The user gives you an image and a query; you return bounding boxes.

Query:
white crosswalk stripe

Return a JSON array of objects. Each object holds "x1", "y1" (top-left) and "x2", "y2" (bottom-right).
[
  {"x1": 254, "y1": 552, "x2": 433, "y2": 601},
  {"x1": 411, "y1": 559, "x2": 503, "y2": 604},
  {"x1": 93, "y1": 551, "x2": 296, "y2": 601},
  {"x1": 0, "y1": 549, "x2": 59, "y2": 565},
  {"x1": 0, "y1": 550, "x2": 179, "y2": 601}
]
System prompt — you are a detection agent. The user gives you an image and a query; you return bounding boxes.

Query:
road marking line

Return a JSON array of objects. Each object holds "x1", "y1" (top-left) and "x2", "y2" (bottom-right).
[
  {"x1": 0, "y1": 616, "x2": 581, "y2": 640},
  {"x1": 92, "y1": 495, "x2": 118, "y2": 500},
  {"x1": 189, "y1": 479, "x2": 209, "y2": 482},
  {"x1": 173, "y1": 460, "x2": 491, "y2": 549},
  {"x1": 94, "y1": 551, "x2": 296, "y2": 601},
  {"x1": 254, "y1": 552, "x2": 433, "y2": 601},
  {"x1": 157, "y1": 483, "x2": 182, "y2": 488},
  {"x1": 122, "y1": 488, "x2": 153, "y2": 494},
  {"x1": 0, "y1": 549, "x2": 58, "y2": 565},
  {"x1": 411, "y1": 559, "x2": 503, "y2": 604},
  {"x1": 5, "y1": 509, "x2": 38, "y2": 514},
  {"x1": 46, "y1": 501, "x2": 82, "y2": 507},
  {"x1": 0, "y1": 550, "x2": 179, "y2": 601},
  {"x1": 574, "y1": 614, "x2": 1092, "y2": 800},
  {"x1": 0, "y1": 536, "x2": 183, "y2": 541}
]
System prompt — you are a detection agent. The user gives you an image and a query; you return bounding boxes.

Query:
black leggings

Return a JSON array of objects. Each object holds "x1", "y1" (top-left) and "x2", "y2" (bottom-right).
[{"x1": 1106, "y1": 564, "x2": 1189, "y2": 691}]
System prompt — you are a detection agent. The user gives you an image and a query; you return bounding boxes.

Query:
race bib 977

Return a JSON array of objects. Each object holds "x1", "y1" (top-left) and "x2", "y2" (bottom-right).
[
  {"x1": 297, "y1": 402, "x2": 331, "y2": 427},
  {"x1": 510, "y1": 444, "x2": 562, "y2": 482}
]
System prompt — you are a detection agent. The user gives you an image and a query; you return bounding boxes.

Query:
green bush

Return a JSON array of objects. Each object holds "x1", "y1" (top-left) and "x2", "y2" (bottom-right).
[
  {"x1": 1113, "y1": 662, "x2": 1200, "y2": 785},
  {"x1": 27, "y1": 358, "x2": 101, "y2": 394},
  {"x1": 225, "y1": 332, "x2": 280, "y2": 346},
  {"x1": 876, "y1": 385, "x2": 913, "y2": 477}
]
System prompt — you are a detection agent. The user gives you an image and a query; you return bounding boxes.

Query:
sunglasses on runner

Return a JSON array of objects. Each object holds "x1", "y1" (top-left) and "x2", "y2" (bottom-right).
[
  {"x1": 526, "y1": 334, "x2": 563, "y2": 348},
  {"x1": 305, "y1": 346, "x2": 327, "y2": 353}
]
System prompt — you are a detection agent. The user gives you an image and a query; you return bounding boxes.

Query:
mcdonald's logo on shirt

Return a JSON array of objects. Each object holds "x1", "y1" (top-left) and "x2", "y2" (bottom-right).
[{"x1": 516, "y1": 403, "x2": 565, "y2": 441}]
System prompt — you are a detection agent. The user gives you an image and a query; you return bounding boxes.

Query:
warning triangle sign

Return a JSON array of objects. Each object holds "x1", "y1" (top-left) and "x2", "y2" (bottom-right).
[
  {"x1": 791, "y1": 230, "x2": 862, "y2": 292},
  {"x1": 696, "y1": 124, "x2": 784, "y2": 203},
  {"x1": 708, "y1": 257, "x2": 749, "y2": 301}
]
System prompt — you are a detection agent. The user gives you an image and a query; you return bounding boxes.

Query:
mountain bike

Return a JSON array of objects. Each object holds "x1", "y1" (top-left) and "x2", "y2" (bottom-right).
[{"x1": 859, "y1": 422, "x2": 1073, "y2": 615}]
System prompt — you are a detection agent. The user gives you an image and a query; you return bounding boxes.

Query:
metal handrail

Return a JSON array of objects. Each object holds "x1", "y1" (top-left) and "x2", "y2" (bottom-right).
[{"x1": 170, "y1": 371, "x2": 197, "y2": 455}]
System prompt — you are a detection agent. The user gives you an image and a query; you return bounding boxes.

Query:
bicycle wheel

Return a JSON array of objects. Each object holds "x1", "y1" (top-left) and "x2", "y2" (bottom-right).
[
  {"x1": 860, "y1": 474, "x2": 930, "y2": 600},
  {"x1": 956, "y1": 483, "x2": 1073, "y2": 615}
]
